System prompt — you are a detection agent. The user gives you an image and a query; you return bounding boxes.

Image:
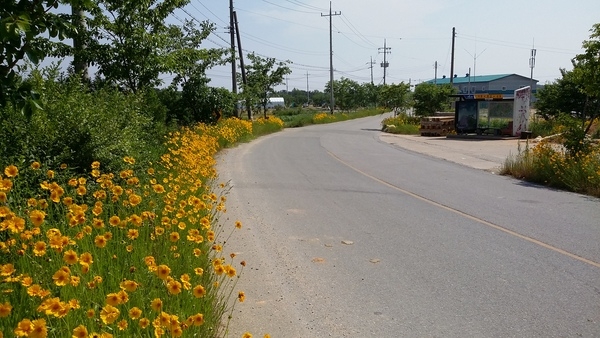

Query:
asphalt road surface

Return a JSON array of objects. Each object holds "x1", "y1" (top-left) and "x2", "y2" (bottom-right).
[{"x1": 217, "y1": 114, "x2": 600, "y2": 338}]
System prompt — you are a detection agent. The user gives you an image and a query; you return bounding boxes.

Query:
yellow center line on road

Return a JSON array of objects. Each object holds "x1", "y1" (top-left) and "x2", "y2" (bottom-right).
[{"x1": 327, "y1": 150, "x2": 600, "y2": 269}]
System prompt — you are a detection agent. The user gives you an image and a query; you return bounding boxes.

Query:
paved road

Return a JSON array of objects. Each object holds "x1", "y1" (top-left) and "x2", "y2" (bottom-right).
[{"x1": 217, "y1": 114, "x2": 600, "y2": 337}]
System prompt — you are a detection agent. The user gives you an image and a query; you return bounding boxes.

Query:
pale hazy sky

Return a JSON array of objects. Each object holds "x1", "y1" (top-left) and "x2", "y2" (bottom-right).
[{"x1": 181, "y1": 0, "x2": 600, "y2": 92}]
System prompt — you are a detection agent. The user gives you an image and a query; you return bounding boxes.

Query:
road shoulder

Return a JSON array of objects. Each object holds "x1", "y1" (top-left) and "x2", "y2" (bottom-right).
[{"x1": 379, "y1": 133, "x2": 525, "y2": 173}]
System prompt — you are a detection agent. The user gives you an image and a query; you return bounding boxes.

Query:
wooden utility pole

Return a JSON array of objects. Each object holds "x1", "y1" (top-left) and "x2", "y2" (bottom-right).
[
  {"x1": 229, "y1": 0, "x2": 238, "y2": 117},
  {"x1": 321, "y1": 1, "x2": 340, "y2": 114},
  {"x1": 233, "y1": 11, "x2": 251, "y2": 120},
  {"x1": 450, "y1": 27, "x2": 456, "y2": 84}
]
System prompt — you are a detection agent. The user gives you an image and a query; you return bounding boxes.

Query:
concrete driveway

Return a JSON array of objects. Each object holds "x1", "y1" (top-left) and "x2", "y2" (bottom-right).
[{"x1": 379, "y1": 133, "x2": 532, "y2": 173}]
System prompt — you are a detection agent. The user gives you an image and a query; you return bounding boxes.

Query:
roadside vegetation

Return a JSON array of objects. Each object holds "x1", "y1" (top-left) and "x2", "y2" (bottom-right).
[
  {"x1": 1, "y1": 2, "x2": 285, "y2": 336},
  {"x1": 274, "y1": 107, "x2": 386, "y2": 128},
  {"x1": 501, "y1": 118, "x2": 600, "y2": 197},
  {"x1": 380, "y1": 114, "x2": 421, "y2": 134},
  {"x1": 500, "y1": 24, "x2": 600, "y2": 197},
  {"x1": 1, "y1": 1, "x2": 599, "y2": 336}
]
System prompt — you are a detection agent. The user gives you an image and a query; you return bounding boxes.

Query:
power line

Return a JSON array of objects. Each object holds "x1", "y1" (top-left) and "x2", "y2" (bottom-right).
[
  {"x1": 284, "y1": 0, "x2": 327, "y2": 11},
  {"x1": 339, "y1": 14, "x2": 378, "y2": 48},
  {"x1": 458, "y1": 33, "x2": 580, "y2": 54},
  {"x1": 262, "y1": 0, "x2": 319, "y2": 13},
  {"x1": 238, "y1": 31, "x2": 327, "y2": 56},
  {"x1": 191, "y1": 1, "x2": 228, "y2": 25},
  {"x1": 332, "y1": 23, "x2": 373, "y2": 50}
]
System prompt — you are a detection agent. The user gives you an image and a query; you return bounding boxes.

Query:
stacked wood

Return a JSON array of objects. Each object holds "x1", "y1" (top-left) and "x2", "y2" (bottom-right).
[{"x1": 420, "y1": 116, "x2": 454, "y2": 136}]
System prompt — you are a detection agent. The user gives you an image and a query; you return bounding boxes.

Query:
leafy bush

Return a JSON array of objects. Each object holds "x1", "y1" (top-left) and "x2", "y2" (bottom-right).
[
  {"x1": 381, "y1": 114, "x2": 421, "y2": 134},
  {"x1": 501, "y1": 139, "x2": 600, "y2": 197},
  {"x1": 0, "y1": 68, "x2": 165, "y2": 174},
  {"x1": 528, "y1": 117, "x2": 556, "y2": 138},
  {"x1": 180, "y1": 77, "x2": 236, "y2": 126},
  {"x1": 556, "y1": 114, "x2": 594, "y2": 155}
]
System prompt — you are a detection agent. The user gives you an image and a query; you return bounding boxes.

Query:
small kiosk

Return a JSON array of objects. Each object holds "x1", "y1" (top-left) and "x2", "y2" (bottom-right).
[{"x1": 454, "y1": 87, "x2": 531, "y2": 137}]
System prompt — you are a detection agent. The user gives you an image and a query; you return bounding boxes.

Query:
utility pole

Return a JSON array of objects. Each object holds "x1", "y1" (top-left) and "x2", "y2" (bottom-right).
[
  {"x1": 434, "y1": 61, "x2": 438, "y2": 84},
  {"x1": 369, "y1": 56, "x2": 376, "y2": 85},
  {"x1": 71, "y1": 4, "x2": 89, "y2": 81},
  {"x1": 229, "y1": 0, "x2": 238, "y2": 117},
  {"x1": 321, "y1": 1, "x2": 340, "y2": 114},
  {"x1": 306, "y1": 71, "x2": 310, "y2": 105},
  {"x1": 233, "y1": 11, "x2": 251, "y2": 120},
  {"x1": 450, "y1": 27, "x2": 456, "y2": 85},
  {"x1": 378, "y1": 39, "x2": 391, "y2": 85}
]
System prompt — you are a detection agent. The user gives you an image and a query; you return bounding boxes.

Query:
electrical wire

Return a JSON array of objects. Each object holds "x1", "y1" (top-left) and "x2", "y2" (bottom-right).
[
  {"x1": 193, "y1": 0, "x2": 229, "y2": 25},
  {"x1": 332, "y1": 23, "x2": 374, "y2": 50},
  {"x1": 340, "y1": 14, "x2": 378, "y2": 48},
  {"x1": 458, "y1": 33, "x2": 579, "y2": 55},
  {"x1": 261, "y1": 0, "x2": 319, "y2": 14},
  {"x1": 283, "y1": 0, "x2": 328, "y2": 11}
]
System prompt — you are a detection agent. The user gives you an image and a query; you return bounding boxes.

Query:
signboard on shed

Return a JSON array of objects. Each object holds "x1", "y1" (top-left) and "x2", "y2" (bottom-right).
[{"x1": 513, "y1": 86, "x2": 531, "y2": 137}]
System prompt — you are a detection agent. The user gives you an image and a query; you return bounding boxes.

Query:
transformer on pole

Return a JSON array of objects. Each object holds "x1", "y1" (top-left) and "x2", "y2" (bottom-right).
[{"x1": 378, "y1": 39, "x2": 391, "y2": 85}]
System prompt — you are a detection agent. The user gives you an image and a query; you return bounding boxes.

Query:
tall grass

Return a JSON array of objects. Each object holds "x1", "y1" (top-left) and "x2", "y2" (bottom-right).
[{"x1": 501, "y1": 139, "x2": 600, "y2": 197}]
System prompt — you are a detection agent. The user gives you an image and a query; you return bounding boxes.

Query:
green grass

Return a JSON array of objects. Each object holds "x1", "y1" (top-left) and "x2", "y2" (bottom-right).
[
  {"x1": 381, "y1": 114, "x2": 421, "y2": 135},
  {"x1": 274, "y1": 108, "x2": 386, "y2": 128}
]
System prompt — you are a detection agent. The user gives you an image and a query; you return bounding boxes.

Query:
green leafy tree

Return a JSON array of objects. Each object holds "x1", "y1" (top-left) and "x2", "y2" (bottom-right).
[
  {"x1": 83, "y1": 0, "x2": 190, "y2": 92},
  {"x1": 324, "y1": 77, "x2": 363, "y2": 111},
  {"x1": 0, "y1": 0, "x2": 83, "y2": 114},
  {"x1": 378, "y1": 82, "x2": 412, "y2": 113},
  {"x1": 412, "y1": 83, "x2": 456, "y2": 116},
  {"x1": 360, "y1": 82, "x2": 379, "y2": 108},
  {"x1": 310, "y1": 90, "x2": 328, "y2": 107},
  {"x1": 242, "y1": 53, "x2": 291, "y2": 118},
  {"x1": 536, "y1": 69, "x2": 586, "y2": 120},
  {"x1": 571, "y1": 23, "x2": 600, "y2": 133},
  {"x1": 535, "y1": 23, "x2": 600, "y2": 153},
  {"x1": 164, "y1": 18, "x2": 226, "y2": 88},
  {"x1": 340, "y1": 78, "x2": 363, "y2": 111},
  {"x1": 277, "y1": 88, "x2": 310, "y2": 108},
  {"x1": 180, "y1": 76, "x2": 235, "y2": 125}
]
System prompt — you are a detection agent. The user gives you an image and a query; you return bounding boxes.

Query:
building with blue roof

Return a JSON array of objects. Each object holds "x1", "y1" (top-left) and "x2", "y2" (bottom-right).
[{"x1": 424, "y1": 73, "x2": 537, "y2": 99}]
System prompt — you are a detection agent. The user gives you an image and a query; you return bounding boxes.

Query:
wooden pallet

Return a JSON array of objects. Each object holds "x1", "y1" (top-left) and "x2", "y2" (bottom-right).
[
  {"x1": 420, "y1": 117, "x2": 454, "y2": 136},
  {"x1": 420, "y1": 128, "x2": 451, "y2": 136}
]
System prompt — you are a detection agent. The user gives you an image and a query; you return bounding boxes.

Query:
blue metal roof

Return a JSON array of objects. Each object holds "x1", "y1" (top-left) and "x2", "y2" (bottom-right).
[{"x1": 425, "y1": 74, "x2": 515, "y2": 85}]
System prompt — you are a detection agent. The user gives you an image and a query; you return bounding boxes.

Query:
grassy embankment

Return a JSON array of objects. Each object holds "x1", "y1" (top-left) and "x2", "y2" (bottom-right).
[
  {"x1": 500, "y1": 119, "x2": 600, "y2": 197},
  {"x1": 0, "y1": 74, "x2": 285, "y2": 337}
]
